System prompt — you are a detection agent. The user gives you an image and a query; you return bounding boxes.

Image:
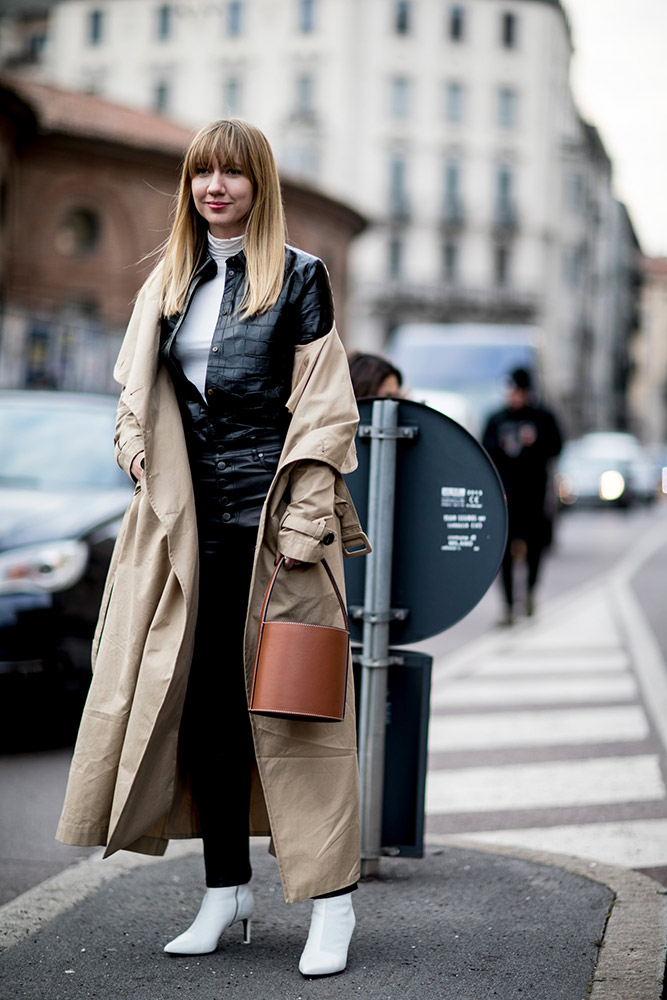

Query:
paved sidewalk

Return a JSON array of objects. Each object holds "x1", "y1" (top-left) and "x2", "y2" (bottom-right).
[{"x1": 1, "y1": 838, "x2": 665, "y2": 1000}]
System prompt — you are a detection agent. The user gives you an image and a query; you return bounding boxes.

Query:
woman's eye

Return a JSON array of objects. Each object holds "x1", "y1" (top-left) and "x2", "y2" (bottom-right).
[
  {"x1": 195, "y1": 167, "x2": 209, "y2": 175},
  {"x1": 227, "y1": 168, "x2": 241, "y2": 176}
]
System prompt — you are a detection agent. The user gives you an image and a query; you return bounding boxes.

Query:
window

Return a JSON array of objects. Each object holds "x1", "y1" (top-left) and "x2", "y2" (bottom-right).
[
  {"x1": 295, "y1": 73, "x2": 315, "y2": 115},
  {"x1": 497, "y1": 86, "x2": 517, "y2": 128},
  {"x1": 443, "y1": 240, "x2": 459, "y2": 283},
  {"x1": 495, "y1": 164, "x2": 516, "y2": 226},
  {"x1": 565, "y1": 170, "x2": 585, "y2": 214},
  {"x1": 501, "y1": 11, "x2": 517, "y2": 48},
  {"x1": 388, "y1": 153, "x2": 409, "y2": 217},
  {"x1": 444, "y1": 81, "x2": 464, "y2": 123},
  {"x1": 390, "y1": 76, "x2": 411, "y2": 118},
  {"x1": 156, "y1": 4, "x2": 172, "y2": 40},
  {"x1": 395, "y1": 0, "x2": 411, "y2": 35},
  {"x1": 154, "y1": 80, "x2": 170, "y2": 113},
  {"x1": 299, "y1": 0, "x2": 316, "y2": 33},
  {"x1": 388, "y1": 235, "x2": 404, "y2": 278},
  {"x1": 223, "y1": 76, "x2": 243, "y2": 114},
  {"x1": 443, "y1": 159, "x2": 464, "y2": 222},
  {"x1": 227, "y1": 0, "x2": 243, "y2": 35},
  {"x1": 493, "y1": 242, "x2": 510, "y2": 286},
  {"x1": 87, "y1": 9, "x2": 104, "y2": 45},
  {"x1": 449, "y1": 4, "x2": 465, "y2": 41},
  {"x1": 55, "y1": 208, "x2": 101, "y2": 256}
]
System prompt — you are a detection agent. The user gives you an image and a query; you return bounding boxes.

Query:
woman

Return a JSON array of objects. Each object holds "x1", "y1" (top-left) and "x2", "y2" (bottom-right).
[
  {"x1": 348, "y1": 352, "x2": 402, "y2": 399},
  {"x1": 56, "y1": 119, "x2": 370, "y2": 977}
]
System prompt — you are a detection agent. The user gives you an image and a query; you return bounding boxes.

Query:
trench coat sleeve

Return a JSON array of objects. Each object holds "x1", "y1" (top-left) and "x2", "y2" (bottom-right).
[
  {"x1": 113, "y1": 395, "x2": 145, "y2": 481},
  {"x1": 110, "y1": 269, "x2": 163, "y2": 480},
  {"x1": 277, "y1": 461, "x2": 336, "y2": 562}
]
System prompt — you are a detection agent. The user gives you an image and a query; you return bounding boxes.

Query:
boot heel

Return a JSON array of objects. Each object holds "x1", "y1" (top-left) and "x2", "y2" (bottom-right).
[{"x1": 242, "y1": 918, "x2": 251, "y2": 944}]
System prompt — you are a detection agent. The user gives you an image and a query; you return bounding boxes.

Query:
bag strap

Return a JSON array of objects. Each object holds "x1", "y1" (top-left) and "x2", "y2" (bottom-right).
[{"x1": 258, "y1": 557, "x2": 348, "y2": 632}]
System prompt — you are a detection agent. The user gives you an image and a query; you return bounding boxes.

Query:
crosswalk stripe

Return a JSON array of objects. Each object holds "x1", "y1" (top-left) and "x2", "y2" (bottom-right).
[
  {"x1": 425, "y1": 754, "x2": 665, "y2": 814},
  {"x1": 430, "y1": 818, "x2": 667, "y2": 871},
  {"x1": 472, "y1": 652, "x2": 630, "y2": 675},
  {"x1": 516, "y1": 595, "x2": 624, "y2": 649},
  {"x1": 428, "y1": 705, "x2": 649, "y2": 751},
  {"x1": 430, "y1": 674, "x2": 637, "y2": 708}
]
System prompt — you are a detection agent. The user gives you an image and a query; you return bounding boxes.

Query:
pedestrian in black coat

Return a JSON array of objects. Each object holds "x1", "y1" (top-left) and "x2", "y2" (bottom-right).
[{"x1": 482, "y1": 367, "x2": 563, "y2": 624}]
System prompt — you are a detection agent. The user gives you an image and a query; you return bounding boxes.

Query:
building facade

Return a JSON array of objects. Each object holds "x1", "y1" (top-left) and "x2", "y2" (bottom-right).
[
  {"x1": 2, "y1": 0, "x2": 642, "y2": 433},
  {"x1": 630, "y1": 257, "x2": 667, "y2": 445},
  {"x1": 0, "y1": 71, "x2": 364, "y2": 392}
]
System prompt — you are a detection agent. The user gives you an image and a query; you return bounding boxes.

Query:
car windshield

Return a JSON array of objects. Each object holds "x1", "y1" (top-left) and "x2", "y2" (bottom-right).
[{"x1": 0, "y1": 396, "x2": 128, "y2": 490}]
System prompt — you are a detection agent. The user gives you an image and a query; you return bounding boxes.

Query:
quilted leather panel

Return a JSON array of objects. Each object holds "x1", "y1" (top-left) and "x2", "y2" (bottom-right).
[{"x1": 161, "y1": 246, "x2": 333, "y2": 431}]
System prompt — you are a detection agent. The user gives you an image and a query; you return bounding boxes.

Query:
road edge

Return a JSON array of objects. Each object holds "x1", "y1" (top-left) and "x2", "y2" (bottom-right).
[{"x1": 429, "y1": 835, "x2": 667, "y2": 1000}]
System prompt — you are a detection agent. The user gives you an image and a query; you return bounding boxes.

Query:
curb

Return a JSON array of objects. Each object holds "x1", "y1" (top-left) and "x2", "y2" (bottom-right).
[
  {"x1": 2, "y1": 836, "x2": 665, "y2": 998},
  {"x1": 430, "y1": 836, "x2": 667, "y2": 1000}
]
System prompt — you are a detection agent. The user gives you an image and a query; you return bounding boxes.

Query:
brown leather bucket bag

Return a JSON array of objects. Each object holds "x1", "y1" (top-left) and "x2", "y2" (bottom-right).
[{"x1": 249, "y1": 557, "x2": 350, "y2": 722}]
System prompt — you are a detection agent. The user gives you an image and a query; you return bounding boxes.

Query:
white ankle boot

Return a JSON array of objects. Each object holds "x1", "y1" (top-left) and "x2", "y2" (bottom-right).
[
  {"x1": 298, "y1": 895, "x2": 356, "y2": 976},
  {"x1": 164, "y1": 883, "x2": 253, "y2": 955}
]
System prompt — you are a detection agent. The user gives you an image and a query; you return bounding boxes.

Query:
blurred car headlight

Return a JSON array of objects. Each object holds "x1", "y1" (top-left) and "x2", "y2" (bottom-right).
[
  {"x1": 0, "y1": 540, "x2": 89, "y2": 595},
  {"x1": 599, "y1": 470, "x2": 625, "y2": 502}
]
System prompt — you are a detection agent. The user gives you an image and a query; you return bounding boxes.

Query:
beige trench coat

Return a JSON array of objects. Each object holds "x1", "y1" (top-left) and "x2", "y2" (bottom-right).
[{"x1": 56, "y1": 269, "x2": 371, "y2": 902}]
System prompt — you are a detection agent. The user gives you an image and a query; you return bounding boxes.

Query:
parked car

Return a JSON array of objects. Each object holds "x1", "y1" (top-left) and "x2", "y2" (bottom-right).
[
  {"x1": 0, "y1": 390, "x2": 131, "y2": 749},
  {"x1": 556, "y1": 432, "x2": 658, "y2": 509}
]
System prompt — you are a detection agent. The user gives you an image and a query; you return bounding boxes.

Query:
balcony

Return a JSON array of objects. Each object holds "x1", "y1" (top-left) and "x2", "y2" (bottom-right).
[{"x1": 364, "y1": 279, "x2": 540, "y2": 325}]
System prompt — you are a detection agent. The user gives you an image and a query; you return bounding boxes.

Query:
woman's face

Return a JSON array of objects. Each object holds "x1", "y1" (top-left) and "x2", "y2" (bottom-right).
[
  {"x1": 191, "y1": 159, "x2": 254, "y2": 238},
  {"x1": 378, "y1": 374, "x2": 402, "y2": 397}
]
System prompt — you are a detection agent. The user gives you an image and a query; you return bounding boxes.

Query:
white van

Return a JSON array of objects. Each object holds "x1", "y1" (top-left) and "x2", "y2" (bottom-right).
[{"x1": 387, "y1": 323, "x2": 541, "y2": 439}]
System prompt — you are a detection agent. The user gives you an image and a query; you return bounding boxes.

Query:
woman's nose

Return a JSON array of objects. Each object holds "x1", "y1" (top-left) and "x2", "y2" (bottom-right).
[{"x1": 208, "y1": 170, "x2": 225, "y2": 192}]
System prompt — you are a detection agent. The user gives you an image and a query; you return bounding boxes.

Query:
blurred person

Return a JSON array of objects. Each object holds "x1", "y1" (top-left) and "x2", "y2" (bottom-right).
[
  {"x1": 348, "y1": 351, "x2": 403, "y2": 398},
  {"x1": 482, "y1": 367, "x2": 562, "y2": 624},
  {"x1": 56, "y1": 119, "x2": 370, "y2": 977}
]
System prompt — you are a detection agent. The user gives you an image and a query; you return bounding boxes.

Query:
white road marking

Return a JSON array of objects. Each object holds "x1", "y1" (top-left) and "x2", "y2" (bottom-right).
[
  {"x1": 430, "y1": 674, "x2": 637, "y2": 708},
  {"x1": 472, "y1": 651, "x2": 630, "y2": 675},
  {"x1": 428, "y1": 705, "x2": 649, "y2": 752},
  {"x1": 426, "y1": 754, "x2": 665, "y2": 814},
  {"x1": 516, "y1": 594, "x2": 624, "y2": 649},
  {"x1": 430, "y1": 818, "x2": 667, "y2": 871}
]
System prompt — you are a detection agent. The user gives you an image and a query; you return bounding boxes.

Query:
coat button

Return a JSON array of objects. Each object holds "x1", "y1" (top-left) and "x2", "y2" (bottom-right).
[
  {"x1": 217, "y1": 460, "x2": 227, "y2": 470},
  {"x1": 222, "y1": 512, "x2": 232, "y2": 522},
  {"x1": 211, "y1": 346, "x2": 219, "y2": 353},
  {"x1": 322, "y1": 531, "x2": 335, "y2": 545},
  {"x1": 207, "y1": 388, "x2": 213, "y2": 396},
  {"x1": 220, "y1": 496, "x2": 230, "y2": 506},
  {"x1": 228, "y1": 270, "x2": 234, "y2": 276}
]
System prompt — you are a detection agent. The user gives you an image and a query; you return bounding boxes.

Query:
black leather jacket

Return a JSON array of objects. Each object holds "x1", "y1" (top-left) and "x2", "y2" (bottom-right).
[
  {"x1": 160, "y1": 245, "x2": 334, "y2": 534},
  {"x1": 161, "y1": 245, "x2": 334, "y2": 437}
]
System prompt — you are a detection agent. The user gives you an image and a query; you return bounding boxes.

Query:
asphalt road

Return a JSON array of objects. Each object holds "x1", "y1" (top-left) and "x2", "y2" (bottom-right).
[{"x1": 1, "y1": 501, "x2": 666, "y2": 907}]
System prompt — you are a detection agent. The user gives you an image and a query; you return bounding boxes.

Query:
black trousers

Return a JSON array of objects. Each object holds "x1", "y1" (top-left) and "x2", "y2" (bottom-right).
[
  {"x1": 500, "y1": 536, "x2": 543, "y2": 608},
  {"x1": 179, "y1": 524, "x2": 257, "y2": 888}
]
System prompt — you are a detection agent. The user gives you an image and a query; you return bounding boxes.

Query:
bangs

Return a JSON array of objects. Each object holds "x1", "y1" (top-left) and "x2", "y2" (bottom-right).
[{"x1": 185, "y1": 122, "x2": 253, "y2": 178}]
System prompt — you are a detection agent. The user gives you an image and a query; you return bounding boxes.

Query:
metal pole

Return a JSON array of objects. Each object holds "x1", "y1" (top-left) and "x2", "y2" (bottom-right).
[{"x1": 358, "y1": 398, "x2": 399, "y2": 876}]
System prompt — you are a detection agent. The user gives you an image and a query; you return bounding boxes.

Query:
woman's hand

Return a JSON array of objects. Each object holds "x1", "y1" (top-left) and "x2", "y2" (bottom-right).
[
  {"x1": 130, "y1": 451, "x2": 145, "y2": 482},
  {"x1": 276, "y1": 553, "x2": 302, "y2": 570}
]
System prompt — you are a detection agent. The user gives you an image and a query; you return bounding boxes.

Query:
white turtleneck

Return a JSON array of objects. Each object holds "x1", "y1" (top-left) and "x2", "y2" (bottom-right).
[{"x1": 172, "y1": 231, "x2": 245, "y2": 396}]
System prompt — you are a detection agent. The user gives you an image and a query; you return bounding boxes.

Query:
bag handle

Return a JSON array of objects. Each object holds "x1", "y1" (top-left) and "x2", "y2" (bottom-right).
[{"x1": 258, "y1": 557, "x2": 349, "y2": 632}]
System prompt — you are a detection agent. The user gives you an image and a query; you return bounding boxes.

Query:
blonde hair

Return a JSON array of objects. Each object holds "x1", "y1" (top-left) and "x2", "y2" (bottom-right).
[{"x1": 159, "y1": 119, "x2": 286, "y2": 318}]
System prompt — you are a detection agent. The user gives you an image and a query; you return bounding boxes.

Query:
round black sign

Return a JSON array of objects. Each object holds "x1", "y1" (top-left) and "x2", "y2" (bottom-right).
[{"x1": 344, "y1": 399, "x2": 507, "y2": 645}]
